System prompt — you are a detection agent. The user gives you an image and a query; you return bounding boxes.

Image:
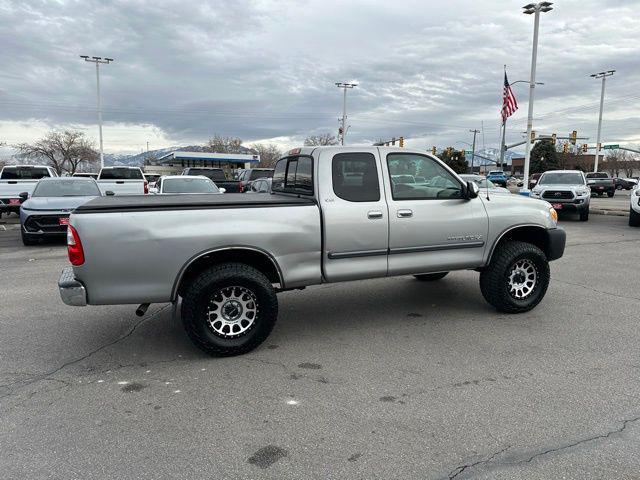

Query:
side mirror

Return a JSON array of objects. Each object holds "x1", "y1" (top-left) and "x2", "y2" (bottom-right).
[
  {"x1": 18, "y1": 192, "x2": 29, "y2": 201},
  {"x1": 105, "y1": 190, "x2": 115, "y2": 196},
  {"x1": 466, "y1": 181, "x2": 479, "y2": 199},
  {"x1": 219, "y1": 188, "x2": 226, "y2": 194}
]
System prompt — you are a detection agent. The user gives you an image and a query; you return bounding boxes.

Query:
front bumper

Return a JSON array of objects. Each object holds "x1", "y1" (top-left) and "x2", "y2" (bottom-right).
[
  {"x1": 58, "y1": 267, "x2": 87, "y2": 306},
  {"x1": 547, "y1": 228, "x2": 566, "y2": 261}
]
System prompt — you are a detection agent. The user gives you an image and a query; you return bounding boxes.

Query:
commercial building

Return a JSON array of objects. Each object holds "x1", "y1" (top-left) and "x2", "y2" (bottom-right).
[{"x1": 143, "y1": 151, "x2": 260, "y2": 176}]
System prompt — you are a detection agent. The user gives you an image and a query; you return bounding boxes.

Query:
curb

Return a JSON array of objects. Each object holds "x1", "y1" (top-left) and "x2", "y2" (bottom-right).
[{"x1": 589, "y1": 208, "x2": 628, "y2": 217}]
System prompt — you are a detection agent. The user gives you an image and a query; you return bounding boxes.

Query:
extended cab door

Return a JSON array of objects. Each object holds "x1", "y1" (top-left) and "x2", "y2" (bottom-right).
[
  {"x1": 381, "y1": 150, "x2": 488, "y2": 275},
  {"x1": 317, "y1": 148, "x2": 389, "y2": 282}
]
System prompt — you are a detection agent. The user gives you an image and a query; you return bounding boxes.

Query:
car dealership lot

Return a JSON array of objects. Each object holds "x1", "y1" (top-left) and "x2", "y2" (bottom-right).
[{"x1": 1, "y1": 214, "x2": 639, "y2": 479}]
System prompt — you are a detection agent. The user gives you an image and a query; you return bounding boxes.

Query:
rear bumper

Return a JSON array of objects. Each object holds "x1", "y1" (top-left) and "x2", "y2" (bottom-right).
[
  {"x1": 58, "y1": 267, "x2": 87, "y2": 306},
  {"x1": 547, "y1": 228, "x2": 566, "y2": 261}
]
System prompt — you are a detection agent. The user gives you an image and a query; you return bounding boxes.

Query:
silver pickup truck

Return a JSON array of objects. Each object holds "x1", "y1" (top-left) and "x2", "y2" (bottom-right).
[{"x1": 59, "y1": 146, "x2": 566, "y2": 356}]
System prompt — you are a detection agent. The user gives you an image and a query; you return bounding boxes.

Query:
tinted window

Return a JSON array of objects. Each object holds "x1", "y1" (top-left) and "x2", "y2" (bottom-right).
[
  {"x1": 387, "y1": 153, "x2": 462, "y2": 200},
  {"x1": 586, "y1": 172, "x2": 608, "y2": 179},
  {"x1": 186, "y1": 169, "x2": 226, "y2": 181},
  {"x1": 99, "y1": 168, "x2": 144, "y2": 180},
  {"x1": 539, "y1": 172, "x2": 585, "y2": 185},
  {"x1": 249, "y1": 169, "x2": 274, "y2": 180},
  {"x1": 272, "y1": 159, "x2": 287, "y2": 191},
  {"x1": 32, "y1": 179, "x2": 101, "y2": 197},
  {"x1": 272, "y1": 156, "x2": 313, "y2": 195},
  {"x1": 1, "y1": 167, "x2": 51, "y2": 179},
  {"x1": 295, "y1": 158, "x2": 312, "y2": 193},
  {"x1": 332, "y1": 153, "x2": 380, "y2": 202},
  {"x1": 162, "y1": 177, "x2": 219, "y2": 193}
]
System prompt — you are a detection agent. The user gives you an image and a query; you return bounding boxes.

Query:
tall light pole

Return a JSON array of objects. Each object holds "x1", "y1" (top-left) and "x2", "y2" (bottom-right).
[
  {"x1": 469, "y1": 129, "x2": 480, "y2": 173},
  {"x1": 335, "y1": 82, "x2": 357, "y2": 145},
  {"x1": 521, "y1": 2, "x2": 552, "y2": 192},
  {"x1": 590, "y1": 70, "x2": 615, "y2": 172},
  {"x1": 80, "y1": 55, "x2": 114, "y2": 169}
]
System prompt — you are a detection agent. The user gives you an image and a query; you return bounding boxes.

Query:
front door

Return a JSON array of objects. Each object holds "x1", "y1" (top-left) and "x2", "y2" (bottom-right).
[
  {"x1": 318, "y1": 149, "x2": 389, "y2": 282},
  {"x1": 381, "y1": 151, "x2": 488, "y2": 275}
]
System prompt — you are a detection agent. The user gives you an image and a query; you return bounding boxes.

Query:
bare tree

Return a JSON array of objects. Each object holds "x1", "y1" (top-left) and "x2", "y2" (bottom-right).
[
  {"x1": 304, "y1": 133, "x2": 338, "y2": 146},
  {"x1": 206, "y1": 135, "x2": 245, "y2": 153},
  {"x1": 15, "y1": 130, "x2": 99, "y2": 175},
  {"x1": 250, "y1": 143, "x2": 282, "y2": 167}
]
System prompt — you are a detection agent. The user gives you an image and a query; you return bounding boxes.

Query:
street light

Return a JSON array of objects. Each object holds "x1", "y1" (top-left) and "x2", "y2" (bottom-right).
[
  {"x1": 590, "y1": 70, "x2": 615, "y2": 172},
  {"x1": 80, "y1": 55, "x2": 114, "y2": 169},
  {"x1": 335, "y1": 82, "x2": 357, "y2": 145},
  {"x1": 521, "y1": 2, "x2": 552, "y2": 193}
]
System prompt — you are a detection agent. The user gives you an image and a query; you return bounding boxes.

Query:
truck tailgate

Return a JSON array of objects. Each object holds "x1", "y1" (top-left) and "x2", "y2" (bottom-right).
[
  {"x1": 71, "y1": 194, "x2": 322, "y2": 304},
  {"x1": 97, "y1": 180, "x2": 145, "y2": 195},
  {"x1": 0, "y1": 180, "x2": 38, "y2": 198}
]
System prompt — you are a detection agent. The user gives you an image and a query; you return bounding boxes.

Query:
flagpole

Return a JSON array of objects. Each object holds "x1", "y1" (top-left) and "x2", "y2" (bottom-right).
[{"x1": 499, "y1": 119, "x2": 507, "y2": 169}]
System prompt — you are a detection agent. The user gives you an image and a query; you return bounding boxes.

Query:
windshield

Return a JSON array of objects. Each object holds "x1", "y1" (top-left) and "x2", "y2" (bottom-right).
[
  {"x1": 249, "y1": 169, "x2": 274, "y2": 181},
  {"x1": 539, "y1": 172, "x2": 584, "y2": 185},
  {"x1": 186, "y1": 169, "x2": 226, "y2": 181},
  {"x1": 162, "y1": 177, "x2": 219, "y2": 193},
  {"x1": 488, "y1": 171, "x2": 504, "y2": 176},
  {"x1": 1, "y1": 167, "x2": 51, "y2": 179},
  {"x1": 33, "y1": 179, "x2": 101, "y2": 197},
  {"x1": 99, "y1": 168, "x2": 144, "y2": 180},
  {"x1": 586, "y1": 172, "x2": 608, "y2": 179}
]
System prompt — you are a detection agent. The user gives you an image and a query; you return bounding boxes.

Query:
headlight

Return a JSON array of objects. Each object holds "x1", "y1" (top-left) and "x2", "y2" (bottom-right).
[
  {"x1": 576, "y1": 189, "x2": 588, "y2": 196},
  {"x1": 635, "y1": 189, "x2": 640, "y2": 197},
  {"x1": 531, "y1": 190, "x2": 541, "y2": 197},
  {"x1": 549, "y1": 207, "x2": 558, "y2": 224}
]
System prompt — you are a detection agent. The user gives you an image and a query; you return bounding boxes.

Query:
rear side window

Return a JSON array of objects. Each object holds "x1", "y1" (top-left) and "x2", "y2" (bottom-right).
[
  {"x1": 271, "y1": 156, "x2": 313, "y2": 195},
  {"x1": 332, "y1": 153, "x2": 380, "y2": 202},
  {"x1": 99, "y1": 168, "x2": 144, "y2": 180},
  {"x1": 1, "y1": 167, "x2": 51, "y2": 179}
]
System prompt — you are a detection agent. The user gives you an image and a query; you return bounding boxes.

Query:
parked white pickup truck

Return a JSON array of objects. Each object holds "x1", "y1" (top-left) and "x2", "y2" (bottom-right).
[
  {"x1": 0, "y1": 165, "x2": 57, "y2": 217},
  {"x1": 59, "y1": 146, "x2": 566, "y2": 356},
  {"x1": 97, "y1": 166, "x2": 148, "y2": 195}
]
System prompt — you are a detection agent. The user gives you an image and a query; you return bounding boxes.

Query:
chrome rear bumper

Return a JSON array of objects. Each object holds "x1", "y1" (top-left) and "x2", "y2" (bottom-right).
[{"x1": 58, "y1": 267, "x2": 87, "y2": 306}]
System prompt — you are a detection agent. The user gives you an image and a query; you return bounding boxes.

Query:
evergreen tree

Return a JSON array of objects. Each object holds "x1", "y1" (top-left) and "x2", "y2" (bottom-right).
[{"x1": 530, "y1": 140, "x2": 559, "y2": 173}]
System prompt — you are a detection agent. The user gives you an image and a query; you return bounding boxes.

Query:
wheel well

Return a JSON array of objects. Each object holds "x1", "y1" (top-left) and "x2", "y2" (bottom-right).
[
  {"x1": 174, "y1": 248, "x2": 282, "y2": 299},
  {"x1": 490, "y1": 226, "x2": 550, "y2": 262}
]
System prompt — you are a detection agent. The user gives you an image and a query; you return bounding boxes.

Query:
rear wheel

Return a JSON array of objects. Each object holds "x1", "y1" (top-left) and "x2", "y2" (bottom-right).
[
  {"x1": 480, "y1": 241, "x2": 550, "y2": 313},
  {"x1": 630, "y1": 207, "x2": 640, "y2": 227},
  {"x1": 414, "y1": 272, "x2": 449, "y2": 281},
  {"x1": 181, "y1": 262, "x2": 278, "y2": 356}
]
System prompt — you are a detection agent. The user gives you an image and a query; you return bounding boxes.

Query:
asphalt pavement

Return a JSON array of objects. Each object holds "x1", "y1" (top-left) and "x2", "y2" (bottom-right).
[{"x1": 1, "y1": 214, "x2": 639, "y2": 479}]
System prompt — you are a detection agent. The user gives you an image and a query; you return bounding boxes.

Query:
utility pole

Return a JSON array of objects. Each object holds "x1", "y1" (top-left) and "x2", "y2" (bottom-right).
[
  {"x1": 521, "y1": 2, "x2": 553, "y2": 193},
  {"x1": 80, "y1": 55, "x2": 114, "y2": 169},
  {"x1": 590, "y1": 70, "x2": 615, "y2": 172},
  {"x1": 469, "y1": 129, "x2": 480, "y2": 173},
  {"x1": 335, "y1": 82, "x2": 357, "y2": 145}
]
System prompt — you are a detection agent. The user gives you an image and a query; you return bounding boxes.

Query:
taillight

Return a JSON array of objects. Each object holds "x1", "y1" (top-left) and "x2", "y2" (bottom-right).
[
  {"x1": 239, "y1": 182, "x2": 244, "y2": 192},
  {"x1": 144, "y1": 180, "x2": 149, "y2": 194},
  {"x1": 67, "y1": 225, "x2": 85, "y2": 266}
]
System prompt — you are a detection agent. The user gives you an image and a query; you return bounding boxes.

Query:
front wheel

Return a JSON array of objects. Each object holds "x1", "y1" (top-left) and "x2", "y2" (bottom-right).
[
  {"x1": 21, "y1": 230, "x2": 38, "y2": 246},
  {"x1": 630, "y1": 207, "x2": 640, "y2": 227},
  {"x1": 607, "y1": 191, "x2": 615, "y2": 198},
  {"x1": 181, "y1": 263, "x2": 278, "y2": 356},
  {"x1": 480, "y1": 241, "x2": 550, "y2": 313},
  {"x1": 414, "y1": 272, "x2": 448, "y2": 281},
  {"x1": 579, "y1": 209, "x2": 589, "y2": 222}
]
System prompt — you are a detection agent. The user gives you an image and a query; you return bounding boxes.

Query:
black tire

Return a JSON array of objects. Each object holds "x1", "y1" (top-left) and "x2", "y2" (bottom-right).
[
  {"x1": 616, "y1": 185, "x2": 623, "y2": 190},
  {"x1": 414, "y1": 272, "x2": 449, "y2": 281},
  {"x1": 607, "y1": 191, "x2": 615, "y2": 198},
  {"x1": 181, "y1": 262, "x2": 278, "y2": 356},
  {"x1": 630, "y1": 207, "x2": 640, "y2": 227},
  {"x1": 579, "y1": 209, "x2": 589, "y2": 222},
  {"x1": 21, "y1": 230, "x2": 38, "y2": 246},
  {"x1": 480, "y1": 241, "x2": 550, "y2": 313}
]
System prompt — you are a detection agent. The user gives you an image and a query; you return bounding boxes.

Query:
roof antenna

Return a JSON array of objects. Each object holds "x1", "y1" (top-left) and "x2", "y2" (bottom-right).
[{"x1": 485, "y1": 165, "x2": 491, "y2": 201}]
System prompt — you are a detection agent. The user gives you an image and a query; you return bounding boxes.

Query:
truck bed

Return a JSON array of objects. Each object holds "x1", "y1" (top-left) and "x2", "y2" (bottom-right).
[{"x1": 75, "y1": 193, "x2": 315, "y2": 213}]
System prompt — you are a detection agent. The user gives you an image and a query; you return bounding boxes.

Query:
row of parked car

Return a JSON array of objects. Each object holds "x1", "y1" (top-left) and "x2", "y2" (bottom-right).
[{"x1": 0, "y1": 164, "x2": 274, "y2": 245}]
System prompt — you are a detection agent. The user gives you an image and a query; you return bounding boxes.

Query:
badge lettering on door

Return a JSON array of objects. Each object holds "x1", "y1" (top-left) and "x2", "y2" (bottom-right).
[{"x1": 447, "y1": 234, "x2": 483, "y2": 241}]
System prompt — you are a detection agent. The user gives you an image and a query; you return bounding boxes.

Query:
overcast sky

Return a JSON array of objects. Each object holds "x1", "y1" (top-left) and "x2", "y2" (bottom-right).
[{"x1": 1, "y1": 0, "x2": 639, "y2": 154}]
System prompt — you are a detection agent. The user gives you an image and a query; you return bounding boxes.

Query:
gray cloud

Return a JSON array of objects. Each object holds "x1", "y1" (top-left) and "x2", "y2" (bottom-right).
[{"x1": 0, "y1": 0, "x2": 639, "y2": 152}]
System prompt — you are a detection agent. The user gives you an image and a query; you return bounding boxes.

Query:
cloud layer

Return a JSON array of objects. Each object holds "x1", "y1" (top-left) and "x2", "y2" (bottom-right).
[{"x1": 1, "y1": 0, "x2": 639, "y2": 153}]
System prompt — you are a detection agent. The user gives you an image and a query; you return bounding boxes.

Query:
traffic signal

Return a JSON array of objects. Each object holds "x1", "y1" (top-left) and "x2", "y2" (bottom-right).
[
  {"x1": 338, "y1": 127, "x2": 343, "y2": 135},
  {"x1": 562, "y1": 142, "x2": 569, "y2": 154},
  {"x1": 392, "y1": 137, "x2": 396, "y2": 146},
  {"x1": 570, "y1": 130, "x2": 577, "y2": 145},
  {"x1": 552, "y1": 133, "x2": 557, "y2": 143},
  {"x1": 582, "y1": 143, "x2": 588, "y2": 153},
  {"x1": 432, "y1": 146, "x2": 437, "y2": 155},
  {"x1": 598, "y1": 142, "x2": 602, "y2": 150},
  {"x1": 530, "y1": 130, "x2": 536, "y2": 142},
  {"x1": 460, "y1": 149, "x2": 465, "y2": 156},
  {"x1": 399, "y1": 136, "x2": 404, "y2": 147}
]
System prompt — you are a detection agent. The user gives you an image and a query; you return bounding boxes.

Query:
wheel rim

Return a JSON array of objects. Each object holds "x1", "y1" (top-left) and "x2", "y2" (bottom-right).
[
  {"x1": 508, "y1": 259, "x2": 537, "y2": 299},
  {"x1": 207, "y1": 286, "x2": 258, "y2": 338}
]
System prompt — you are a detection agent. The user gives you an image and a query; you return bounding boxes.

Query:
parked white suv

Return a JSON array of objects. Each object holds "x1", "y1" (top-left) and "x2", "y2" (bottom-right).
[
  {"x1": 630, "y1": 183, "x2": 640, "y2": 227},
  {"x1": 530, "y1": 170, "x2": 590, "y2": 221}
]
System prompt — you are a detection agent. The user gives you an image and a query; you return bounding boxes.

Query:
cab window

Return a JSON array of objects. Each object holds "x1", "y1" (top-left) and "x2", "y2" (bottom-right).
[
  {"x1": 331, "y1": 153, "x2": 380, "y2": 202},
  {"x1": 387, "y1": 153, "x2": 462, "y2": 200},
  {"x1": 271, "y1": 156, "x2": 313, "y2": 195}
]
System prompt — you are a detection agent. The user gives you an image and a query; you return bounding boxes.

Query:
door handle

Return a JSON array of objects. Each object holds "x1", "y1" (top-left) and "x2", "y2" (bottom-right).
[
  {"x1": 367, "y1": 210, "x2": 383, "y2": 219},
  {"x1": 397, "y1": 209, "x2": 413, "y2": 218}
]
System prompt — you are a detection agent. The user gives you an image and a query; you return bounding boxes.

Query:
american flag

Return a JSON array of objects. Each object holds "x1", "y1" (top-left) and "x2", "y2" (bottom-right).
[{"x1": 501, "y1": 72, "x2": 518, "y2": 124}]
